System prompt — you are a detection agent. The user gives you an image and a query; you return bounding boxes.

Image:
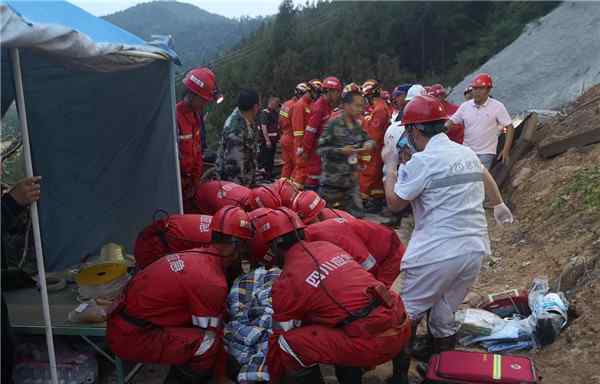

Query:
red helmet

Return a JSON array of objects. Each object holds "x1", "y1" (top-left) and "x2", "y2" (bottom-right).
[
  {"x1": 271, "y1": 179, "x2": 299, "y2": 207},
  {"x1": 402, "y1": 95, "x2": 449, "y2": 126},
  {"x1": 252, "y1": 207, "x2": 306, "y2": 244},
  {"x1": 308, "y1": 79, "x2": 323, "y2": 93},
  {"x1": 291, "y1": 190, "x2": 326, "y2": 224},
  {"x1": 247, "y1": 208, "x2": 272, "y2": 265},
  {"x1": 361, "y1": 79, "x2": 380, "y2": 97},
  {"x1": 211, "y1": 205, "x2": 253, "y2": 239},
  {"x1": 471, "y1": 73, "x2": 493, "y2": 88},
  {"x1": 428, "y1": 83, "x2": 447, "y2": 98},
  {"x1": 134, "y1": 214, "x2": 212, "y2": 269},
  {"x1": 322, "y1": 76, "x2": 342, "y2": 91},
  {"x1": 248, "y1": 185, "x2": 282, "y2": 210},
  {"x1": 342, "y1": 82, "x2": 361, "y2": 98},
  {"x1": 182, "y1": 67, "x2": 223, "y2": 103}
]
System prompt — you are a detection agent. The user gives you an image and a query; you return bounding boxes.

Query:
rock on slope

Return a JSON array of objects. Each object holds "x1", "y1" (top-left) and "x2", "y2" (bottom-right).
[{"x1": 448, "y1": 2, "x2": 600, "y2": 115}]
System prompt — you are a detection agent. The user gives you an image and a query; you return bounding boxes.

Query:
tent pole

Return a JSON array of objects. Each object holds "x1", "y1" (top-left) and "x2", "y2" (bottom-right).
[
  {"x1": 170, "y1": 62, "x2": 184, "y2": 213},
  {"x1": 10, "y1": 48, "x2": 59, "y2": 384}
]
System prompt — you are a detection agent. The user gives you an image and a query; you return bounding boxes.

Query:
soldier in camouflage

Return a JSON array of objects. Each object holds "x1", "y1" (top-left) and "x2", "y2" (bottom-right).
[
  {"x1": 318, "y1": 83, "x2": 375, "y2": 217},
  {"x1": 216, "y1": 89, "x2": 260, "y2": 187}
]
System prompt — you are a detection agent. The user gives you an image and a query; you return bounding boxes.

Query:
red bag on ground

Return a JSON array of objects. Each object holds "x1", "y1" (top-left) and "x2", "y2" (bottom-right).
[{"x1": 424, "y1": 351, "x2": 540, "y2": 384}]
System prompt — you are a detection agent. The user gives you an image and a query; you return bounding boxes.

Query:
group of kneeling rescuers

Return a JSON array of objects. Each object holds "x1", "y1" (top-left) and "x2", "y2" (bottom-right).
[{"x1": 107, "y1": 179, "x2": 421, "y2": 384}]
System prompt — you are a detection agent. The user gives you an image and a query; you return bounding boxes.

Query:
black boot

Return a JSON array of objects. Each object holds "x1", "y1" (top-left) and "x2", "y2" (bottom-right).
[
  {"x1": 283, "y1": 366, "x2": 325, "y2": 384},
  {"x1": 335, "y1": 365, "x2": 363, "y2": 384},
  {"x1": 432, "y1": 334, "x2": 457, "y2": 354},
  {"x1": 165, "y1": 365, "x2": 211, "y2": 384},
  {"x1": 386, "y1": 352, "x2": 411, "y2": 384}
]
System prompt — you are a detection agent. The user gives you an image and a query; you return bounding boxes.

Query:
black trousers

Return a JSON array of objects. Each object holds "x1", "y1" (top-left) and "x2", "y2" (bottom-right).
[{"x1": 258, "y1": 142, "x2": 277, "y2": 178}]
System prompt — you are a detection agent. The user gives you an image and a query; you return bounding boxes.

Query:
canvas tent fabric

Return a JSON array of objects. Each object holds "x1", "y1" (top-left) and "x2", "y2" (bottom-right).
[{"x1": 1, "y1": 1, "x2": 182, "y2": 271}]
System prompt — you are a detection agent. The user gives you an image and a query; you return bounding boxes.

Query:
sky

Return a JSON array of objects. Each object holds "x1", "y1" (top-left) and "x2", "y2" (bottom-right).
[{"x1": 71, "y1": 0, "x2": 285, "y2": 18}]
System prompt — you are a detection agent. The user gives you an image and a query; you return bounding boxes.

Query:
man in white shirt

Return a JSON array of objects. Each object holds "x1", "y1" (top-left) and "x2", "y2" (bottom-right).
[
  {"x1": 383, "y1": 95, "x2": 513, "y2": 383},
  {"x1": 446, "y1": 73, "x2": 514, "y2": 169}
]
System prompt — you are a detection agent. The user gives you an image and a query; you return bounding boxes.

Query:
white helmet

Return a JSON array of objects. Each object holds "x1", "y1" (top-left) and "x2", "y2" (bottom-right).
[{"x1": 405, "y1": 84, "x2": 426, "y2": 101}]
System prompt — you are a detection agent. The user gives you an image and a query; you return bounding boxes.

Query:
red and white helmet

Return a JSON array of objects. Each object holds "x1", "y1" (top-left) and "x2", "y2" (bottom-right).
[
  {"x1": 295, "y1": 82, "x2": 311, "y2": 96},
  {"x1": 182, "y1": 67, "x2": 223, "y2": 103},
  {"x1": 428, "y1": 83, "x2": 447, "y2": 99},
  {"x1": 322, "y1": 76, "x2": 342, "y2": 92},
  {"x1": 361, "y1": 79, "x2": 380, "y2": 97},
  {"x1": 248, "y1": 185, "x2": 282, "y2": 210},
  {"x1": 471, "y1": 73, "x2": 493, "y2": 88},
  {"x1": 211, "y1": 205, "x2": 253, "y2": 240},
  {"x1": 291, "y1": 190, "x2": 326, "y2": 224},
  {"x1": 308, "y1": 79, "x2": 323, "y2": 93},
  {"x1": 251, "y1": 207, "x2": 306, "y2": 244},
  {"x1": 271, "y1": 179, "x2": 300, "y2": 208}
]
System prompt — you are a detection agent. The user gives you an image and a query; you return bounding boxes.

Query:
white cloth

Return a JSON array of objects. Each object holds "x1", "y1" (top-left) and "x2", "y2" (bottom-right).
[
  {"x1": 394, "y1": 133, "x2": 490, "y2": 269},
  {"x1": 449, "y1": 98, "x2": 512, "y2": 155},
  {"x1": 381, "y1": 121, "x2": 405, "y2": 168},
  {"x1": 398, "y1": 251, "x2": 483, "y2": 337}
]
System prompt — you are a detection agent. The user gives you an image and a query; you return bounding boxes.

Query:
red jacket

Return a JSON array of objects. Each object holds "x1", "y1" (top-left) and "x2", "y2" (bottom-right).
[
  {"x1": 291, "y1": 94, "x2": 312, "y2": 150},
  {"x1": 443, "y1": 101, "x2": 465, "y2": 144},
  {"x1": 361, "y1": 98, "x2": 390, "y2": 165},
  {"x1": 117, "y1": 249, "x2": 227, "y2": 328},
  {"x1": 176, "y1": 101, "x2": 204, "y2": 181},
  {"x1": 134, "y1": 214, "x2": 213, "y2": 269},
  {"x1": 194, "y1": 180, "x2": 252, "y2": 215},
  {"x1": 346, "y1": 219, "x2": 405, "y2": 267},
  {"x1": 272, "y1": 240, "x2": 406, "y2": 337},
  {"x1": 303, "y1": 96, "x2": 332, "y2": 155},
  {"x1": 304, "y1": 219, "x2": 375, "y2": 270}
]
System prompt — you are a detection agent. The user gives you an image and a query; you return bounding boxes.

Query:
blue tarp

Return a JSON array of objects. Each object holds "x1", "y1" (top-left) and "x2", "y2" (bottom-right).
[
  {"x1": 1, "y1": 1, "x2": 182, "y2": 271},
  {"x1": 7, "y1": 1, "x2": 144, "y2": 45}
]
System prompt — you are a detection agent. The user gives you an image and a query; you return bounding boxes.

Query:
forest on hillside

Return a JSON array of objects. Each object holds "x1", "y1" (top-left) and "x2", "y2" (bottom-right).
[{"x1": 199, "y1": 1, "x2": 558, "y2": 148}]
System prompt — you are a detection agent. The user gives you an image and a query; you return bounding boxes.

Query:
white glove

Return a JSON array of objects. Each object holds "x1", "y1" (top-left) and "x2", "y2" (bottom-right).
[{"x1": 493, "y1": 202, "x2": 514, "y2": 225}]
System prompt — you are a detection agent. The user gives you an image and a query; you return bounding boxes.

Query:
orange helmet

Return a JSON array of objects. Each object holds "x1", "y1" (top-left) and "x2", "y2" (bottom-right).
[
  {"x1": 248, "y1": 185, "x2": 282, "y2": 210},
  {"x1": 402, "y1": 95, "x2": 449, "y2": 126},
  {"x1": 182, "y1": 67, "x2": 223, "y2": 103},
  {"x1": 252, "y1": 207, "x2": 306, "y2": 244},
  {"x1": 291, "y1": 191, "x2": 326, "y2": 224},
  {"x1": 271, "y1": 179, "x2": 300, "y2": 208},
  {"x1": 361, "y1": 79, "x2": 380, "y2": 97},
  {"x1": 308, "y1": 79, "x2": 323, "y2": 93},
  {"x1": 322, "y1": 76, "x2": 342, "y2": 91},
  {"x1": 211, "y1": 205, "x2": 253, "y2": 240},
  {"x1": 471, "y1": 73, "x2": 493, "y2": 88}
]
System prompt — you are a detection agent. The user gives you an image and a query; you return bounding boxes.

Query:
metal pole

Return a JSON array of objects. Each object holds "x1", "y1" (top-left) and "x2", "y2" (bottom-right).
[
  {"x1": 10, "y1": 48, "x2": 59, "y2": 384},
  {"x1": 169, "y1": 61, "x2": 184, "y2": 213}
]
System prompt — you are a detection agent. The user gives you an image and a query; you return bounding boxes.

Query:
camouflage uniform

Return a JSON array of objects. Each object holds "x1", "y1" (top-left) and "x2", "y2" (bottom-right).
[
  {"x1": 318, "y1": 112, "x2": 372, "y2": 212},
  {"x1": 216, "y1": 108, "x2": 258, "y2": 187}
]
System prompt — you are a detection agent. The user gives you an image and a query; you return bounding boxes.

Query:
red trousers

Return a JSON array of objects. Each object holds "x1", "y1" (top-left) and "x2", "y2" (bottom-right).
[
  {"x1": 280, "y1": 134, "x2": 295, "y2": 179},
  {"x1": 107, "y1": 314, "x2": 219, "y2": 372},
  {"x1": 304, "y1": 151, "x2": 321, "y2": 188},
  {"x1": 267, "y1": 322, "x2": 411, "y2": 381}
]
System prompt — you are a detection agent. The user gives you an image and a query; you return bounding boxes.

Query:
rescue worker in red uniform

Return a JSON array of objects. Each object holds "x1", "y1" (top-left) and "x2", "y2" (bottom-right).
[
  {"x1": 291, "y1": 79, "x2": 322, "y2": 189},
  {"x1": 428, "y1": 84, "x2": 464, "y2": 144},
  {"x1": 177, "y1": 67, "x2": 223, "y2": 212},
  {"x1": 279, "y1": 84, "x2": 308, "y2": 180},
  {"x1": 360, "y1": 79, "x2": 391, "y2": 213},
  {"x1": 247, "y1": 184, "x2": 282, "y2": 210},
  {"x1": 107, "y1": 206, "x2": 252, "y2": 383},
  {"x1": 302, "y1": 76, "x2": 342, "y2": 190},
  {"x1": 134, "y1": 213, "x2": 213, "y2": 269},
  {"x1": 193, "y1": 180, "x2": 252, "y2": 214},
  {"x1": 251, "y1": 207, "x2": 411, "y2": 384},
  {"x1": 292, "y1": 190, "x2": 405, "y2": 288}
]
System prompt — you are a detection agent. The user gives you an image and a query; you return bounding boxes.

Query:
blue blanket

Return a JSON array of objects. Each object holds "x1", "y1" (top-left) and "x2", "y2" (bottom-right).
[{"x1": 224, "y1": 267, "x2": 281, "y2": 382}]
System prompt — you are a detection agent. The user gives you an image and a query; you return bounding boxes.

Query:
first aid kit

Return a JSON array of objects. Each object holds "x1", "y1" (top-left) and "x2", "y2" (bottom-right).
[{"x1": 424, "y1": 350, "x2": 540, "y2": 384}]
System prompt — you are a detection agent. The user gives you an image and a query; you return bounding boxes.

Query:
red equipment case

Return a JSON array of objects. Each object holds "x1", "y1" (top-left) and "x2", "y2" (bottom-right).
[{"x1": 424, "y1": 350, "x2": 540, "y2": 383}]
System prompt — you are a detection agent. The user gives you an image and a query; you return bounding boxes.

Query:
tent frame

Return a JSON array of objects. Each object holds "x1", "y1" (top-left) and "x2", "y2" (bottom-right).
[{"x1": 10, "y1": 47, "x2": 59, "y2": 384}]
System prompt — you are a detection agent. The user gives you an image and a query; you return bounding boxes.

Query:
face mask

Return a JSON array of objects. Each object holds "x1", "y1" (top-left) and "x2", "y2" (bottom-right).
[{"x1": 398, "y1": 131, "x2": 417, "y2": 154}]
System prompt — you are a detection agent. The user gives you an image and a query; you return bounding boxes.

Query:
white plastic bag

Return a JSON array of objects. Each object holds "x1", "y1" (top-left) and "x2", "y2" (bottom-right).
[{"x1": 455, "y1": 308, "x2": 505, "y2": 336}]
